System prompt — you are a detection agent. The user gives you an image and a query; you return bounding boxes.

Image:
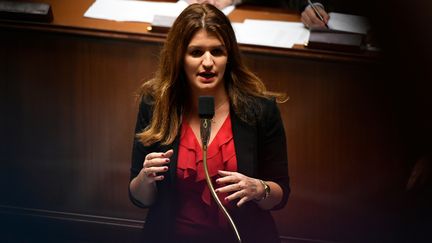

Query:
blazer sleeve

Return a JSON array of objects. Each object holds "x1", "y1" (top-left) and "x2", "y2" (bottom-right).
[
  {"x1": 128, "y1": 100, "x2": 154, "y2": 208},
  {"x1": 257, "y1": 98, "x2": 290, "y2": 210}
]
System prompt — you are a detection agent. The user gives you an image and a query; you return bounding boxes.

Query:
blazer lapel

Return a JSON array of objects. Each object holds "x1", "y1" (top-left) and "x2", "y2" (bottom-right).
[{"x1": 230, "y1": 109, "x2": 257, "y2": 177}]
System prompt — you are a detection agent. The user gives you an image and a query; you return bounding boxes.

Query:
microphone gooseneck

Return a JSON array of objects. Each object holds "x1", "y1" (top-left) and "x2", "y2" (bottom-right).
[{"x1": 198, "y1": 96, "x2": 241, "y2": 243}]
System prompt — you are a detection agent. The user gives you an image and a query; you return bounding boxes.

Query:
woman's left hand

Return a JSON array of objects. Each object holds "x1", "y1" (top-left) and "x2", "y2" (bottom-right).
[{"x1": 215, "y1": 170, "x2": 264, "y2": 207}]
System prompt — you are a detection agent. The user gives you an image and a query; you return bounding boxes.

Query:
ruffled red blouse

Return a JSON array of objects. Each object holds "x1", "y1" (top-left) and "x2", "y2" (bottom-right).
[{"x1": 175, "y1": 114, "x2": 237, "y2": 237}]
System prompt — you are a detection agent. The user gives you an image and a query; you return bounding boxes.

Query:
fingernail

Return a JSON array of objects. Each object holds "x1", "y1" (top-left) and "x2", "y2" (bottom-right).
[
  {"x1": 225, "y1": 197, "x2": 229, "y2": 202},
  {"x1": 215, "y1": 189, "x2": 219, "y2": 193},
  {"x1": 164, "y1": 167, "x2": 168, "y2": 171},
  {"x1": 165, "y1": 158, "x2": 170, "y2": 162}
]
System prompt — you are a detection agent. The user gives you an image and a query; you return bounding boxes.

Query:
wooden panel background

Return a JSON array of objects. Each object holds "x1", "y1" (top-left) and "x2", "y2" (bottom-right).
[
  {"x1": 0, "y1": 9, "x2": 430, "y2": 242},
  {"x1": 243, "y1": 52, "x2": 407, "y2": 242},
  {"x1": 0, "y1": 29, "x2": 155, "y2": 215}
]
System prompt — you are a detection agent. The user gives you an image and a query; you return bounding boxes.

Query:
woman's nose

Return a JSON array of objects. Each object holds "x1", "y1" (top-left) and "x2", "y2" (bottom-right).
[{"x1": 202, "y1": 52, "x2": 214, "y2": 68}]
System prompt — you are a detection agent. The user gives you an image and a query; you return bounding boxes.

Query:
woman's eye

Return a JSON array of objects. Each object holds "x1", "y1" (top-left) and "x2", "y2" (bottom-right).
[
  {"x1": 190, "y1": 50, "x2": 203, "y2": 57},
  {"x1": 211, "y1": 48, "x2": 225, "y2": 56}
]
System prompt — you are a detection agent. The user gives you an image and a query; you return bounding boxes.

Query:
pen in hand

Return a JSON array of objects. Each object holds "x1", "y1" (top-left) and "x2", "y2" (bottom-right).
[{"x1": 307, "y1": 0, "x2": 329, "y2": 28}]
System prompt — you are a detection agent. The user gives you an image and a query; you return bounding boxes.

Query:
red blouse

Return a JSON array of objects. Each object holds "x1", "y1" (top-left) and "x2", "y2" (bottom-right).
[{"x1": 175, "y1": 114, "x2": 237, "y2": 238}]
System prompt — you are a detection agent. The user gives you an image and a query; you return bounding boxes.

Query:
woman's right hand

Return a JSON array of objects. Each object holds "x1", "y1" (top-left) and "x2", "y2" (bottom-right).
[{"x1": 140, "y1": 149, "x2": 173, "y2": 182}]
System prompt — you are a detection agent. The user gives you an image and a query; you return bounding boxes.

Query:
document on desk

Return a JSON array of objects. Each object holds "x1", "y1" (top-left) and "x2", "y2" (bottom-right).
[
  {"x1": 232, "y1": 19, "x2": 309, "y2": 49},
  {"x1": 327, "y1": 12, "x2": 370, "y2": 34},
  {"x1": 84, "y1": 0, "x2": 234, "y2": 23}
]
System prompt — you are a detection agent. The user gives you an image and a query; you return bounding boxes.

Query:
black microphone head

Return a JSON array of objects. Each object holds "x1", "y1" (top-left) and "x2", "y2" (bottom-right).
[{"x1": 198, "y1": 96, "x2": 215, "y2": 119}]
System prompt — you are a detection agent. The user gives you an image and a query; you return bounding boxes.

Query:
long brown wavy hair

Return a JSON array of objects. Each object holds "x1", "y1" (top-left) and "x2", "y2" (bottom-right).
[{"x1": 137, "y1": 3, "x2": 286, "y2": 146}]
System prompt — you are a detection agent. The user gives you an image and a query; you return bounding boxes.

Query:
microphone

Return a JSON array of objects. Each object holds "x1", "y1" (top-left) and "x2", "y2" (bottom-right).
[
  {"x1": 198, "y1": 96, "x2": 214, "y2": 149},
  {"x1": 198, "y1": 96, "x2": 242, "y2": 243}
]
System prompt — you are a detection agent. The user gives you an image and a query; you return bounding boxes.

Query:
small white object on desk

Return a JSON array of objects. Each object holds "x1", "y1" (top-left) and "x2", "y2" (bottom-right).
[
  {"x1": 232, "y1": 19, "x2": 309, "y2": 49},
  {"x1": 327, "y1": 12, "x2": 371, "y2": 35}
]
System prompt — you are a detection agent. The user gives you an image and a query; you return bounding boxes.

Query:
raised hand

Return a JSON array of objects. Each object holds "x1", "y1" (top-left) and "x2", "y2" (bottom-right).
[{"x1": 141, "y1": 149, "x2": 173, "y2": 182}]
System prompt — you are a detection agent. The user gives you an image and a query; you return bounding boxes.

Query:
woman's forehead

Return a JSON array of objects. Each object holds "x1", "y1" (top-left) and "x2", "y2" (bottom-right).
[{"x1": 188, "y1": 29, "x2": 223, "y2": 45}]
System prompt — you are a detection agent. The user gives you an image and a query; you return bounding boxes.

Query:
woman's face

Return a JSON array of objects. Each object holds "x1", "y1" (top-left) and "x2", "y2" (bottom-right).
[{"x1": 184, "y1": 29, "x2": 228, "y2": 96}]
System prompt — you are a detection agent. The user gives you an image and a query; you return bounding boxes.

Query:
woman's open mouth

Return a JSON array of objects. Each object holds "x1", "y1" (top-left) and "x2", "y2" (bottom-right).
[{"x1": 198, "y1": 72, "x2": 216, "y2": 79}]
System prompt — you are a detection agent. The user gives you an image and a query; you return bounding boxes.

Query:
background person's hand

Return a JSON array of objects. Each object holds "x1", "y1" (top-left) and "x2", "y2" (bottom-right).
[
  {"x1": 301, "y1": 5, "x2": 329, "y2": 28},
  {"x1": 186, "y1": 0, "x2": 235, "y2": 9},
  {"x1": 140, "y1": 149, "x2": 173, "y2": 182},
  {"x1": 215, "y1": 170, "x2": 265, "y2": 207}
]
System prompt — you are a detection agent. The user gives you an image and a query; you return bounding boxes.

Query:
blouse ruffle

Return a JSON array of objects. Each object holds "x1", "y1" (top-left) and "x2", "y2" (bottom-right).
[{"x1": 177, "y1": 115, "x2": 237, "y2": 206}]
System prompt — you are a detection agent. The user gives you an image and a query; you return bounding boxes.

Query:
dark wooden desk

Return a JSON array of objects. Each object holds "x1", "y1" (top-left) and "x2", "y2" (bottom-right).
[{"x1": 0, "y1": 1, "x2": 412, "y2": 243}]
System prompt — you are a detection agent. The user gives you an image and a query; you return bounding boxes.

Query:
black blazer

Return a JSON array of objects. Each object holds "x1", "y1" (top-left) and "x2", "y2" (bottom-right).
[{"x1": 129, "y1": 97, "x2": 290, "y2": 243}]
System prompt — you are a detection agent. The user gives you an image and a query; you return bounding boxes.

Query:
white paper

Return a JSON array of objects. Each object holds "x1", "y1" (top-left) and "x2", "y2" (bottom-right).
[
  {"x1": 84, "y1": 0, "x2": 234, "y2": 23},
  {"x1": 233, "y1": 19, "x2": 309, "y2": 49},
  {"x1": 327, "y1": 12, "x2": 370, "y2": 34},
  {"x1": 85, "y1": 1, "x2": 306, "y2": 49}
]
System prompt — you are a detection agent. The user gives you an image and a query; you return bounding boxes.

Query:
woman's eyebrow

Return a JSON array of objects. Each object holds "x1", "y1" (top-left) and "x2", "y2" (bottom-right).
[{"x1": 187, "y1": 45, "x2": 226, "y2": 49}]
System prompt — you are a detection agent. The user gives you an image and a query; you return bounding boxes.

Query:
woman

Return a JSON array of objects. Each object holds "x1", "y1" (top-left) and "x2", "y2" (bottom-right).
[{"x1": 129, "y1": 4, "x2": 290, "y2": 243}]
